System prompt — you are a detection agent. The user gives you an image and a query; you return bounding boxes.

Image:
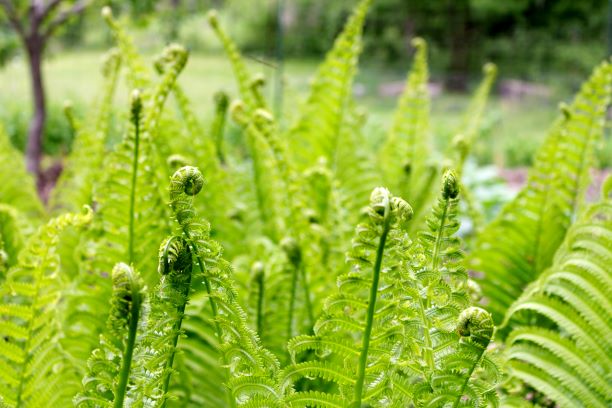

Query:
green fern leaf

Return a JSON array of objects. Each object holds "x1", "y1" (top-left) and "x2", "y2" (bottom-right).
[
  {"x1": 50, "y1": 48, "x2": 122, "y2": 213},
  {"x1": 286, "y1": 0, "x2": 372, "y2": 169},
  {"x1": 0, "y1": 207, "x2": 92, "y2": 407},
  {"x1": 469, "y1": 60, "x2": 612, "y2": 323},
  {"x1": 0, "y1": 125, "x2": 44, "y2": 220}
]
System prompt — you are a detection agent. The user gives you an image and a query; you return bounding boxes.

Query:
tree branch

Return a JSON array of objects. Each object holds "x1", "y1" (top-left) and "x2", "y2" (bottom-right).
[
  {"x1": 41, "y1": 0, "x2": 65, "y2": 22},
  {"x1": 0, "y1": 0, "x2": 26, "y2": 38},
  {"x1": 42, "y1": 0, "x2": 89, "y2": 38}
]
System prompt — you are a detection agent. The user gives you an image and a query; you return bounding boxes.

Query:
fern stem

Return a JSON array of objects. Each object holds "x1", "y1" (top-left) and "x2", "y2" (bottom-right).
[
  {"x1": 128, "y1": 91, "x2": 142, "y2": 264},
  {"x1": 299, "y1": 262, "x2": 315, "y2": 331},
  {"x1": 417, "y1": 296, "x2": 435, "y2": 376},
  {"x1": 430, "y1": 200, "x2": 449, "y2": 272},
  {"x1": 451, "y1": 348, "x2": 486, "y2": 408},
  {"x1": 286, "y1": 259, "x2": 300, "y2": 342},
  {"x1": 353, "y1": 199, "x2": 391, "y2": 406},
  {"x1": 191, "y1": 245, "x2": 237, "y2": 408},
  {"x1": 420, "y1": 198, "x2": 450, "y2": 376},
  {"x1": 160, "y1": 269, "x2": 192, "y2": 406},
  {"x1": 256, "y1": 271, "x2": 265, "y2": 336},
  {"x1": 114, "y1": 278, "x2": 142, "y2": 408}
]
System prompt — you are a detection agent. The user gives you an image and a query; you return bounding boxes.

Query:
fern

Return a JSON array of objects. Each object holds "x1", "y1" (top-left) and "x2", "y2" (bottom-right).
[
  {"x1": 0, "y1": 207, "x2": 92, "y2": 407},
  {"x1": 286, "y1": 0, "x2": 372, "y2": 169},
  {"x1": 207, "y1": 11, "x2": 262, "y2": 111},
  {"x1": 75, "y1": 263, "x2": 146, "y2": 407},
  {"x1": 0, "y1": 124, "x2": 44, "y2": 220},
  {"x1": 50, "y1": 48, "x2": 122, "y2": 213},
  {"x1": 379, "y1": 38, "x2": 432, "y2": 213},
  {"x1": 211, "y1": 90, "x2": 230, "y2": 163},
  {"x1": 450, "y1": 63, "x2": 498, "y2": 175},
  {"x1": 283, "y1": 186, "x2": 414, "y2": 406},
  {"x1": 101, "y1": 6, "x2": 151, "y2": 91},
  {"x1": 283, "y1": 172, "x2": 500, "y2": 406},
  {"x1": 469, "y1": 60, "x2": 612, "y2": 323},
  {"x1": 0, "y1": 204, "x2": 31, "y2": 271},
  {"x1": 502, "y1": 179, "x2": 612, "y2": 408},
  {"x1": 148, "y1": 166, "x2": 280, "y2": 406}
]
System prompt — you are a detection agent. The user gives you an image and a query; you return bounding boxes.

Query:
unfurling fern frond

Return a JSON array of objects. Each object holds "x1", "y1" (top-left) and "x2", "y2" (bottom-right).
[
  {"x1": 142, "y1": 166, "x2": 280, "y2": 407},
  {"x1": 0, "y1": 207, "x2": 92, "y2": 407},
  {"x1": 421, "y1": 307, "x2": 498, "y2": 408},
  {"x1": 383, "y1": 171, "x2": 500, "y2": 407},
  {"x1": 503, "y1": 180, "x2": 612, "y2": 408},
  {"x1": 75, "y1": 263, "x2": 146, "y2": 408},
  {"x1": 469, "y1": 60, "x2": 612, "y2": 323},
  {"x1": 135, "y1": 236, "x2": 193, "y2": 406},
  {"x1": 284, "y1": 187, "x2": 414, "y2": 406}
]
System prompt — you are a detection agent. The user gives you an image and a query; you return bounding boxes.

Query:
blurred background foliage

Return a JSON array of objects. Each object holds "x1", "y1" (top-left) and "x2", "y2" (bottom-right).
[{"x1": 0, "y1": 0, "x2": 610, "y2": 168}]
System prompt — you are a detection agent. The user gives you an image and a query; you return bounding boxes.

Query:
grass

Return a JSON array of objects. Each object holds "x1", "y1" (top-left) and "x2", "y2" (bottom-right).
[{"x1": 0, "y1": 49, "x2": 576, "y2": 167}]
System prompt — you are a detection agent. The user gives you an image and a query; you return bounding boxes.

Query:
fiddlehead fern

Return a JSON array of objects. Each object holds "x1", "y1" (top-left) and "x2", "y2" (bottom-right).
[
  {"x1": 151, "y1": 166, "x2": 281, "y2": 406},
  {"x1": 111, "y1": 264, "x2": 145, "y2": 408},
  {"x1": 75, "y1": 263, "x2": 146, "y2": 408},
  {"x1": 283, "y1": 187, "x2": 413, "y2": 406},
  {"x1": 352, "y1": 187, "x2": 398, "y2": 406},
  {"x1": 427, "y1": 306, "x2": 497, "y2": 408}
]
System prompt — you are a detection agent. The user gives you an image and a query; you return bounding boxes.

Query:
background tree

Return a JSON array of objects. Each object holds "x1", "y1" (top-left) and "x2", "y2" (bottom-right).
[{"x1": 0, "y1": 0, "x2": 90, "y2": 192}]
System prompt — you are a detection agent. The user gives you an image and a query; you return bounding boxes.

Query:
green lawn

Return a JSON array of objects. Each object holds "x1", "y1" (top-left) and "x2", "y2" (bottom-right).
[{"x1": 0, "y1": 50, "x2": 569, "y2": 167}]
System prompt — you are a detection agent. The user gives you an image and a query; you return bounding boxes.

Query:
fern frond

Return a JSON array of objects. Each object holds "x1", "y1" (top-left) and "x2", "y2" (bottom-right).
[
  {"x1": 0, "y1": 204, "x2": 30, "y2": 271},
  {"x1": 380, "y1": 38, "x2": 432, "y2": 209},
  {"x1": 207, "y1": 11, "x2": 262, "y2": 111},
  {"x1": 469, "y1": 60, "x2": 612, "y2": 323},
  {"x1": 503, "y1": 184, "x2": 612, "y2": 407},
  {"x1": 286, "y1": 0, "x2": 372, "y2": 169},
  {"x1": 0, "y1": 207, "x2": 92, "y2": 407},
  {"x1": 284, "y1": 187, "x2": 414, "y2": 406},
  {"x1": 450, "y1": 63, "x2": 497, "y2": 174},
  {"x1": 101, "y1": 6, "x2": 151, "y2": 90},
  {"x1": 75, "y1": 263, "x2": 146, "y2": 407},
  {"x1": 159, "y1": 166, "x2": 281, "y2": 407},
  {"x1": 50, "y1": 48, "x2": 122, "y2": 213},
  {"x1": 0, "y1": 124, "x2": 44, "y2": 219}
]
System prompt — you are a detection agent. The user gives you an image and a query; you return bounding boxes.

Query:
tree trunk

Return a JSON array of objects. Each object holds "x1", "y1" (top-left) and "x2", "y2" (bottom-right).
[
  {"x1": 445, "y1": 0, "x2": 470, "y2": 92},
  {"x1": 25, "y1": 35, "x2": 46, "y2": 189}
]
